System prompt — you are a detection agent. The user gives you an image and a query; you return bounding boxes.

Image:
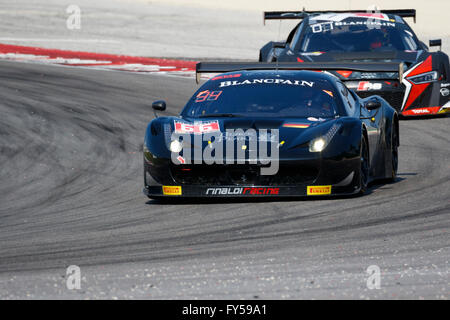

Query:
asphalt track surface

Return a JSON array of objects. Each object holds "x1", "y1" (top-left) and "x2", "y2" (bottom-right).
[{"x1": 0, "y1": 60, "x2": 448, "y2": 299}]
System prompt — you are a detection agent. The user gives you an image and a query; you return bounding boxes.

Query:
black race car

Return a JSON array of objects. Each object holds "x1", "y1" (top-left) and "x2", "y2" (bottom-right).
[
  {"x1": 260, "y1": 9, "x2": 450, "y2": 117},
  {"x1": 143, "y1": 63, "x2": 399, "y2": 199}
]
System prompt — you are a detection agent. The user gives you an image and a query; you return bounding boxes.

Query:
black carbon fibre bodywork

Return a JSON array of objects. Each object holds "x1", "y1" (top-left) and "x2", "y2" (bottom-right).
[{"x1": 143, "y1": 70, "x2": 399, "y2": 198}]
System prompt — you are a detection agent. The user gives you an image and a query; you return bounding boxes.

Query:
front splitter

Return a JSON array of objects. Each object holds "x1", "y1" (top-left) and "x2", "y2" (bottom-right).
[{"x1": 143, "y1": 184, "x2": 360, "y2": 198}]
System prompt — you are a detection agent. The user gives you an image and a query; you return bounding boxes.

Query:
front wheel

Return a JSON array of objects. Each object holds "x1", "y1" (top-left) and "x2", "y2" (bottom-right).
[
  {"x1": 359, "y1": 137, "x2": 369, "y2": 194},
  {"x1": 389, "y1": 124, "x2": 399, "y2": 182}
]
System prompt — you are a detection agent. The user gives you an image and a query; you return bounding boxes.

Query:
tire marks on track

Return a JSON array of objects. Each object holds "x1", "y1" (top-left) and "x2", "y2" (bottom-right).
[{"x1": 0, "y1": 60, "x2": 448, "y2": 298}]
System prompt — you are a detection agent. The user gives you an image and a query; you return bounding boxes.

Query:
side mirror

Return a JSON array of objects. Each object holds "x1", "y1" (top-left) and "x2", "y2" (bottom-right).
[
  {"x1": 365, "y1": 100, "x2": 381, "y2": 111},
  {"x1": 429, "y1": 39, "x2": 442, "y2": 51},
  {"x1": 152, "y1": 100, "x2": 166, "y2": 118},
  {"x1": 152, "y1": 100, "x2": 166, "y2": 111}
]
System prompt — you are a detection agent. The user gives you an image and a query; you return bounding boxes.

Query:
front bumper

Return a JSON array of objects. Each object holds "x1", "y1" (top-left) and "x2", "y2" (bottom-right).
[
  {"x1": 346, "y1": 79, "x2": 450, "y2": 117},
  {"x1": 143, "y1": 183, "x2": 360, "y2": 198},
  {"x1": 144, "y1": 156, "x2": 361, "y2": 198},
  {"x1": 400, "y1": 103, "x2": 450, "y2": 116}
]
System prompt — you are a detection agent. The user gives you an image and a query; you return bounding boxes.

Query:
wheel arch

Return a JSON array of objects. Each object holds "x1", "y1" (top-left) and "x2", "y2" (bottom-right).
[
  {"x1": 393, "y1": 112, "x2": 400, "y2": 147},
  {"x1": 431, "y1": 51, "x2": 450, "y2": 80},
  {"x1": 361, "y1": 123, "x2": 370, "y2": 166}
]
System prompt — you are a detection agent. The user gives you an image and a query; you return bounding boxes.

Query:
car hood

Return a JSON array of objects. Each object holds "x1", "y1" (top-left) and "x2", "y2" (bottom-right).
[{"x1": 149, "y1": 116, "x2": 342, "y2": 159}]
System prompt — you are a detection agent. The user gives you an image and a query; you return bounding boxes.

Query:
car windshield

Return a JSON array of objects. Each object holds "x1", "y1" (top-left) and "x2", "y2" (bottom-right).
[
  {"x1": 181, "y1": 76, "x2": 339, "y2": 118},
  {"x1": 300, "y1": 16, "x2": 419, "y2": 52}
]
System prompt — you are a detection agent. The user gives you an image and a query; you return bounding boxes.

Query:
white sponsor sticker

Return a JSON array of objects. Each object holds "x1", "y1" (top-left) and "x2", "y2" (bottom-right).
[
  {"x1": 307, "y1": 117, "x2": 326, "y2": 122},
  {"x1": 311, "y1": 13, "x2": 390, "y2": 23},
  {"x1": 219, "y1": 79, "x2": 314, "y2": 88},
  {"x1": 411, "y1": 108, "x2": 430, "y2": 114},
  {"x1": 174, "y1": 121, "x2": 220, "y2": 134}
]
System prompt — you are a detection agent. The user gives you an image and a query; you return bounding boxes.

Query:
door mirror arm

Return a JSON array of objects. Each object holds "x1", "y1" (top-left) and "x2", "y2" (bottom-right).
[{"x1": 360, "y1": 99, "x2": 381, "y2": 120}]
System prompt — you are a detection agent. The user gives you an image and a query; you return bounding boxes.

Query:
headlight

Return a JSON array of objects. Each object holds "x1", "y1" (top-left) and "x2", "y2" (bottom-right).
[
  {"x1": 407, "y1": 71, "x2": 438, "y2": 84},
  {"x1": 169, "y1": 140, "x2": 183, "y2": 153},
  {"x1": 310, "y1": 138, "x2": 326, "y2": 152},
  {"x1": 309, "y1": 123, "x2": 341, "y2": 152}
]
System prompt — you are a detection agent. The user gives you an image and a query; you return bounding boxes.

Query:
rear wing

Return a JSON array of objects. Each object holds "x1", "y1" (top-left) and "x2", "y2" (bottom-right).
[
  {"x1": 263, "y1": 9, "x2": 416, "y2": 24},
  {"x1": 195, "y1": 62, "x2": 405, "y2": 84}
]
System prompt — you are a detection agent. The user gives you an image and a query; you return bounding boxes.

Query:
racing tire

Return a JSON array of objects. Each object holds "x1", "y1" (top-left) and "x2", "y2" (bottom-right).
[
  {"x1": 389, "y1": 124, "x2": 399, "y2": 182},
  {"x1": 359, "y1": 136, "x2": 369, "y2": 194}
]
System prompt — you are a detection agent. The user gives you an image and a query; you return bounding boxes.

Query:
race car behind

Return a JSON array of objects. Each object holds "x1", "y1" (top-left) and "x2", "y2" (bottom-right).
[{"x1": 260, "y1": 9, "x2": 450, "y2": 117}]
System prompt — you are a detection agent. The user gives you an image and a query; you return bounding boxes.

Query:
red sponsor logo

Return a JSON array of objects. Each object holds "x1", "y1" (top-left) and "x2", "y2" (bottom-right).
[
  {"x1": 402, "y1": 107, "x2": 440, "y2": 116},
  {"x1": 357, "y1": 81, "x2": 382, "y2": 91},
  {"x1": 205, "y1": 187, "x2": 280, "y2": 195},
  {"x1": 174, "y1": 121, "x2": 220, "y2": 134},
  {"x1": 211, "y1": 74, "x2": 241, "y2": 81},
  {"x1": 242, "y1": 187, "x2": 279, "y2": 195}
]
